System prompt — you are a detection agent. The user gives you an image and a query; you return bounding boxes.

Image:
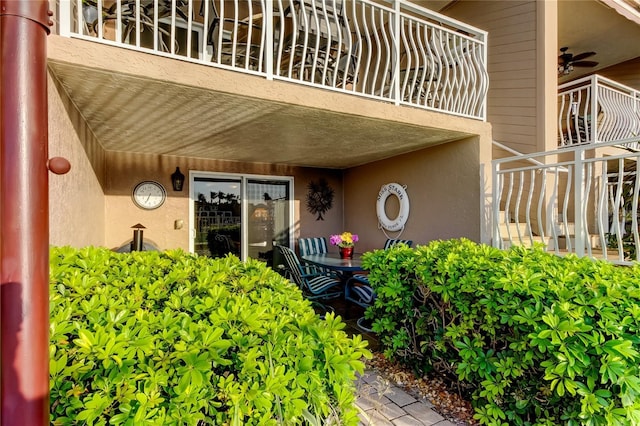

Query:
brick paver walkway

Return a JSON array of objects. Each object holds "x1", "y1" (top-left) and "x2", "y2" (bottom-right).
[{"x1": 355, "y1": 371, "x2": 457, "y2": 426}]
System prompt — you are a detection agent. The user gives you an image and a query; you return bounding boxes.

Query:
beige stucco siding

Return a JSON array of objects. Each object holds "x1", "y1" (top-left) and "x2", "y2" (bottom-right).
[
  {"x1": 344, "y1": 135, "x2": 489, "y2": 251},
  {"x1": 104, "y1": 151, "x2": 344, "y2": 252},
  {"x1": 48, "y1": 73, "x2": 106, "y2": 247}
]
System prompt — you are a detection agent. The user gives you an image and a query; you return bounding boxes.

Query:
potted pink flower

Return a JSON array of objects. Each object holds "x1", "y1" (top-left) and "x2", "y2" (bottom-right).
[{"x1": 330, "y1": 232, "x2": 358, "y2": 258}]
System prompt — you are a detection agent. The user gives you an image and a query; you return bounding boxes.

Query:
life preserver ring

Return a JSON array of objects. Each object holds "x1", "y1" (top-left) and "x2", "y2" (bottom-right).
[{"x1": 376, "y1": 183, "x2": 410, "y2": 232}]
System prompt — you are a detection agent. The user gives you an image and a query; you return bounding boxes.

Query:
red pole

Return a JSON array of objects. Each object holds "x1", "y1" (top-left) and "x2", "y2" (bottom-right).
[{"x1": 1, "y1": 1, "x2": 53, "y2": 424}]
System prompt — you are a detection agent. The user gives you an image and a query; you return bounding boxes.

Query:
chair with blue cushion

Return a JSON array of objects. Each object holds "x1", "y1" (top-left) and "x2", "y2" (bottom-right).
[
  {"x1": 345, "y1": 273, "x2": 376, "y2": 332},
  {"x1": 383, "y1": 239, "x2": 413, "y2": 249},
  {"x1": 277, "y1": 245, "x2": 343, "y2": 301},
  {"x1": 298, "y1": 237, "x2": 328, "y2": 256},
  {"x1": 344, "y1": 279, "x2": 376, "y2": 308},
  {"x1": 298, "y1": 237, "x2": 332, "y2": 275},
  {"x1": 345, "y1": 239, "x2": 413, "y2": 308}
]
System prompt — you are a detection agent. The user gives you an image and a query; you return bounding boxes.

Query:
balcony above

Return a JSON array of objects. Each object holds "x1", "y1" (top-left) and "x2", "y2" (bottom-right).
[
  {"x1": 558, "y1": 75, "x2": 640, "y2": 151},
  {"x1": 49, "y1": 35, "x2": 492, "y2": 169},
  {"x1": 48, "y1": 1, "x2": 491, "y2": 169},
  {"x1": 58, "y1": 0, "x2": 488, "y2": 121}
]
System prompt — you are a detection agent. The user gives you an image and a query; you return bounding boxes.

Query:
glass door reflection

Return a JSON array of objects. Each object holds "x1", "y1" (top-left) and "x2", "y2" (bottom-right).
[
  {"x1": 192, "y1": 177, "x2": 241, "y2": 258},
  {"x1": 191, "y1": 173, "x2": 293, "y2": 264},
  {"x1": 246, "y1": 179, "x2": 291, "y2": 266}
]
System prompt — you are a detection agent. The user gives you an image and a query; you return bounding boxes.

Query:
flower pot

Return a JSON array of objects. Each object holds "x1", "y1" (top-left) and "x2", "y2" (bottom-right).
[{"x1": 339, "y1": 247, "x2": 354, "y2": 259}]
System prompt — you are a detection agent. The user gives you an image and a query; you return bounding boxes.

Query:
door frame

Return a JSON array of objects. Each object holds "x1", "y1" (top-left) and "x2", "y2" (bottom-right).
[{"x1": 188, "y1": 170, "x2": 295, "y2": 261}]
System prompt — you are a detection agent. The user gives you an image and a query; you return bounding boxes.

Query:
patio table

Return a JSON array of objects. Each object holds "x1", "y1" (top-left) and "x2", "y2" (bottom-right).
[
  {"x1": 301, "y1": 252, "x2": 364, "y2": 272},
  {"x1": 302, "y1": 253, "x2": 372, "y2": 330},
  {"x1": 301, "y1": 252, "x2": 365, "y2": 284}
]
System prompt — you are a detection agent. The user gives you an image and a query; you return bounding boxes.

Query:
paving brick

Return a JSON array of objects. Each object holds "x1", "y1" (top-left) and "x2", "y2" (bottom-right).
[
  {"x1": 403, "y1": 402, "x2": 445, "y2": 425},
  {"x1": 392, "y1": 415, "x2": 426, "y2": 426},
  {"x1": 376, "y1": 402, "x2": 408, "y2": 420},
  {"x1": 359, "y1": 371, "x2": 383, "y2": 384},
  {"x1": 355, "y1": 369, "x2": 452, "y2": 426},
  {"x1": 384, "y1": 387, "x2": 418, "y2": 407},
  {"x1": 358, "y1": 410, "x2": 370, "y2": 426},
  {"x1": 356, "y1": 380, "x2": 381, "y2": 396},
  {"x1": 419, "y1": 398, "x2": 435, "y2": 409},
  {"x1": 359, "y1": 409, "x2": 396, "y2": 426},
  {"x1": 366, "y1": 376, "x2": 394, "y2": 395},
  {"x1": 356, "y1": 394, "x2": 391, "y2": 411}
]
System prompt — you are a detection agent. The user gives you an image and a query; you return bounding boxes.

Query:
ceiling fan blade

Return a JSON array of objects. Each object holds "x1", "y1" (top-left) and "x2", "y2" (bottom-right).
[
  {"x1": 572, "y1": 60, "x2": 599, "y2": 67},
  {"x1": 571, "y1": 51, "x2": 596, "y2": 61}
]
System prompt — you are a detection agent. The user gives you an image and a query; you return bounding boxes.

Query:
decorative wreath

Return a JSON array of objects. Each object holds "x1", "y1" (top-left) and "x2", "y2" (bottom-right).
[{"x1": 306, "y1": 178, "x2": 334, "y2": 221}]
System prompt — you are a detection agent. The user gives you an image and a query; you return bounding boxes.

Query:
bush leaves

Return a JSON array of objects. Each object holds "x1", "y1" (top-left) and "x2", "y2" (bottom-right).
[{"x1": 50, "y1": 247, "x2": 370, "y2": 425}]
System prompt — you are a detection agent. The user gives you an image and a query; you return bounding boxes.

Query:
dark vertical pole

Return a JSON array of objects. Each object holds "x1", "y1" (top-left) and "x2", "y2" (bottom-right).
[
  {"x1": 1, "y1": 1, "x2": 52, "y2": 424},
  {"x1": 131, "y1": 224, "x2": 146, "y2": 251}
]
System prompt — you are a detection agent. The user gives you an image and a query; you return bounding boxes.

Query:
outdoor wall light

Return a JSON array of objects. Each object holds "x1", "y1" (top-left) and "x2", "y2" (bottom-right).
[{"x1": 171, "y1": 167, "x2": 185, "y2": 191}]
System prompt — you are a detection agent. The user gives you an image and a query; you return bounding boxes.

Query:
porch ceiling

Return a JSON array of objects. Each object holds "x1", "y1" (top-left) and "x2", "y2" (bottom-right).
[
  {"x1": 48, "y1": 52, "x2": 472, "y2": 170},
  {"x1": 559, "y1": 0, "x2": 640, "y2": 83}
]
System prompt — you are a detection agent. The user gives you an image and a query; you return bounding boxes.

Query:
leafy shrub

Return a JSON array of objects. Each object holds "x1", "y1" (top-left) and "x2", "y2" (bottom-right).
[
  {"x1": 362, "y1": 239, "x2": 640, "y2": 426},
  {"x1": 50, "y1": 247, "x2": 370, "y2": 425}
]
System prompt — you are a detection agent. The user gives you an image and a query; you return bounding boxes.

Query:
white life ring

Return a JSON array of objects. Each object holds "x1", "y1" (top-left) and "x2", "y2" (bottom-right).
[{"x1": 376, "y1": 183, "x2": 410, "y2": 232}]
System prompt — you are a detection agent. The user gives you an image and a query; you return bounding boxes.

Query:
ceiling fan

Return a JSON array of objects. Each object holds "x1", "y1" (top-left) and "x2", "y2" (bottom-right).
[{"x1": 558, "y1": 47, "x2": 598, "y2": 75}]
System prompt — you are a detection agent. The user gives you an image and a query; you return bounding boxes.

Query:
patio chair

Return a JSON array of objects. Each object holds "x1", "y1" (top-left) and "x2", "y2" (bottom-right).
[
  {"x1": 298, "y1": 237, "x2": 328, "y2": 256},
  {"x1": 344, "y1": 278, "x2": 375, "y2": 308},
  {"x1": 298, "y1": 236, "x2": 334, "y2": 276},
  {"x1": 201, "y1": 0, "x2": 265, "y2": 70},
  {"x1": 344, "y1": 262, "x2": 375, "y2": 332},
  {"x1": 83, "y1": 0, "x2": 190, "y2": 53},
  {"x1": 276, "y1": 245, "x2": 343, "y2": 300},
  {"x1": 332, "y1": 39, "x2": 359, "y2": 88},
  {"x1": 345, "y1": 239, "x2": 412, "y2": 307},
  {"x1": 281, "y1": 0, "x2": 351, "y2": 83},
  {"x1": 383, "y1": 239, "x2": 413, "y2": 249}
]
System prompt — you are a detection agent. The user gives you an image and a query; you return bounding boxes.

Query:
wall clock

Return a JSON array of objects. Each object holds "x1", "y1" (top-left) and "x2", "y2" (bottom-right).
[{"x1": 132, "y1": 181, "x2": 166, "y2": 210}]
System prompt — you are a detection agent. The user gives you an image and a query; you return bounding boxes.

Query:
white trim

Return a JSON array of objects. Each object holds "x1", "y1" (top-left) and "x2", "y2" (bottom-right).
[{"x1": 598, "y1": 0, "x2": 640, "y2": 26}]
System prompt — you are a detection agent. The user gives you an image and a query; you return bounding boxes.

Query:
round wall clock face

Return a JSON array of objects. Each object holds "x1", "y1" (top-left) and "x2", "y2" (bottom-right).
[{"x1": 132, "y1": 181, "x2": 166, "y2": 210}]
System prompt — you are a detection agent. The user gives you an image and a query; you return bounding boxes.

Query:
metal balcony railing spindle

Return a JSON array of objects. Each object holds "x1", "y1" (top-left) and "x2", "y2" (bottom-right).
[
  {"x1": 558, "y1": 75, "x2": 640, "y2": 149},
  {"x1": 61, "y1": 0, "x2": 488, "y2": 119}
]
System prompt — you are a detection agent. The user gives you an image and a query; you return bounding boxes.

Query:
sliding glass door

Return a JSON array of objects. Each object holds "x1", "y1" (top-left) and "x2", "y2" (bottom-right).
[
  {"x1": 190, "y1": 172, "x2": 293, "y2": 264},
  {"x1": 246, "y1": 179, "x2": 291, "y2": 261},
  {"x1": 191, "y1": 176, "x2": 242, "y2": 258}
]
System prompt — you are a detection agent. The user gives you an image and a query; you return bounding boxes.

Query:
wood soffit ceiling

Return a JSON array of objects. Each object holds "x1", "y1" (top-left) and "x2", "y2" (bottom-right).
[{"x1": 558, "y1": 0, "x2": 640, "y2": 82}]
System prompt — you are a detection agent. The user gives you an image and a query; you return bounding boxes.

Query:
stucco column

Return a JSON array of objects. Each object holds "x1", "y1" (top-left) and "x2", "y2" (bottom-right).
[{"x1": 0, "y1": 0, "x2": 52, "y2": 424}]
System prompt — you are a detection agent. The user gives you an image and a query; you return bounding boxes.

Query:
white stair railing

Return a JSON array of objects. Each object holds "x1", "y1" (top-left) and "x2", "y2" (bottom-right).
[{"x1": 493, "y1": 138, "x2": 640, "y2": 265}]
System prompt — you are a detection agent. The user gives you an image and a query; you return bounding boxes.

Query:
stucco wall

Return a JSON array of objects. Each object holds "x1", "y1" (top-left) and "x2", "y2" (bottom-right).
[
  {"x1": 48, "y1": 72, "x2": 106, "y2": 247},
  {"x1": 104, "y1": 151, "x2": 343, "y2": 252},
  {"x1": 343, "y1": 136, "x2": 486, "y2": 251},
  {"x1": 49, "y1": 102, "x2": 490, "y2": 253}
]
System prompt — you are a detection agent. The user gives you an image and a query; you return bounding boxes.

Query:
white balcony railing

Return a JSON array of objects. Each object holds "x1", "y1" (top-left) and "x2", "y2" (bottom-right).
[
  {"x1": 493, "y1": 138, "x2": 640, "y2": 265},
  {"x1": 558, "y1": 75, "x2": 640, "y2": 149},
  {"x1": 58, "y1": 0, "x2": 488, "y2": 120}
]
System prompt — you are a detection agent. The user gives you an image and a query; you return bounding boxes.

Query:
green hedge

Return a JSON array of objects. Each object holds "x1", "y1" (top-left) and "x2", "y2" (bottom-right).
[
  {"x1": 362, "y1": 239, "x2": 640, "y2": 426},
  {"x1": 50, "y1": 247, "x2": 370, "y2": 425}
]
